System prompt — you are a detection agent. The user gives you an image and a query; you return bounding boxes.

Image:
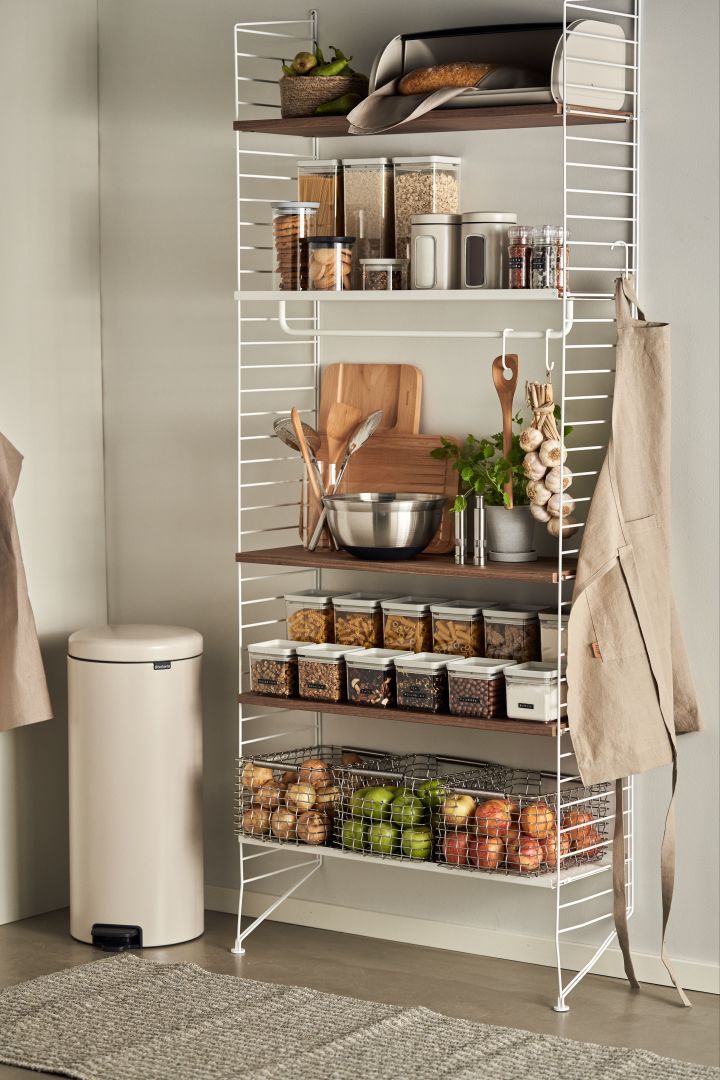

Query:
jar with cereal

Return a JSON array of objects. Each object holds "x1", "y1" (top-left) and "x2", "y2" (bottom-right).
[
  {"x1": 393, "y1": 156, "x2": 461, "y2": 262},
  {"x1": 332, "y1": 592, "x2": 397, "y2": 649},
  {"x1": 430, "y1": 600, "x2": 491, "y2": 657},
  {"x1": 284, "y1": 589, "x2": 337, "y2": 644},
  {"x1": 482, "y1": 607, "x2": 541, "y2": 663},
  {"x1": 248, "y1": 639, "x2": 305, "y2": 697},
  {"x1": 381, "y1": 596, "x2": 445, "y2": 653},
  {"x1": 296, "y1": 643, "x2": 364, "y2": 704}
]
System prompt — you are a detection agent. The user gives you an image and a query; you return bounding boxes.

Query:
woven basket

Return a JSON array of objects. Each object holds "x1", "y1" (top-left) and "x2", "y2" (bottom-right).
[{"x1": 279, "y1": 74, "x2": 368, "y2": 118}]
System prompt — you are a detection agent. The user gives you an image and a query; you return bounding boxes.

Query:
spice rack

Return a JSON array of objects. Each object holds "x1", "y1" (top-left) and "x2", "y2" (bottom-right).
[{"x1": 232, "y1": 2, "x2": 638, "y2": 1012}]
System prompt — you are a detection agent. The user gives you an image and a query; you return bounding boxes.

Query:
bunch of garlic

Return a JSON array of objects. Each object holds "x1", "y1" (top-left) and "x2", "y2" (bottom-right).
[{"x1": 522, "y1": 381, "x2": 579, "y2": 540}]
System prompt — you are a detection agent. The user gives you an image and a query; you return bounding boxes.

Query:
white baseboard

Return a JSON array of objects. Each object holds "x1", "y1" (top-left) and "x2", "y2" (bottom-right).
[{"x1": 206, "y1": 884, "x2": 719, "y2": 996}]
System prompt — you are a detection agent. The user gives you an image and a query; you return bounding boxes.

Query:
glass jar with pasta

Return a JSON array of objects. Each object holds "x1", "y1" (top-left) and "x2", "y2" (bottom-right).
[
  {"x1": 285, "y1": 589, "x2": 338, "y2": 644},
  {"x1": 381, "y1": 596, "x2": 446, "y2": 653},
  {"x1": 332, "y1": 593, "x2": 397, "y2": 649},
  {"x1": 431, "y1": 600, "x2": 490, "y2": 658}
]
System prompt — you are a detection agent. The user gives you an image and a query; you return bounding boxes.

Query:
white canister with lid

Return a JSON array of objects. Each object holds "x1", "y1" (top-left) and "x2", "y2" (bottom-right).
[
  {"x1": 410, "y1": 213, "x2": 461, "y2": 290},
  {"x1": 461, "y1": 212, "x2": 517, "y2": 289}
]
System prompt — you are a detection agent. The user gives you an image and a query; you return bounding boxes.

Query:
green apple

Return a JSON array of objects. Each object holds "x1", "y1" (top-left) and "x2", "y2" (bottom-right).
[
  {"x1": 360, "y1": 786, "x2": 397, "y2": 822},
  {"x1": 349, "y1": 787, "x2": 370, "y2": 819},
  {"x1": 390, "y1": 794, "x2": 427, "y2": 827},
  {"x1": 401, "y1": 824, "x2": 433, "y2": 860},
  {"x1": 417, "y1": 778, "x2": 447, "y2": 809},
  {"x1": 367, "y1": 822, "x2": 399, "y2": 855},
  {"x1": 341, "y1": 818, "x2": 366, "y2": 852}
]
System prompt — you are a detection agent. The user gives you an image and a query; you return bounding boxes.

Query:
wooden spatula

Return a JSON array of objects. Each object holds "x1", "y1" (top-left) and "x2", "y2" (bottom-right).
[
  {"x1": 325, "y1": 402, "x2": 362, "y2": 471},
  {"x1": 491, "y1": 353, "x2": 519, "y2": 509}
]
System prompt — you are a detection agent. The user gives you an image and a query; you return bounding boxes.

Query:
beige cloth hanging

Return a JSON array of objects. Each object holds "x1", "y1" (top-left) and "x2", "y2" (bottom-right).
[
  {"x1": 0, "y1": 433, "x2": 52, "y2": 731},
  {"x1": 567, "y1": 276, "x2": 701, "y2": 1005}
]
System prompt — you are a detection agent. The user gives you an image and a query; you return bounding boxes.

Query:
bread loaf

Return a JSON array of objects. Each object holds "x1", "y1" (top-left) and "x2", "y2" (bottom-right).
[{"x1": 398, "y1": 62, "x2": 496, "y2": 95}]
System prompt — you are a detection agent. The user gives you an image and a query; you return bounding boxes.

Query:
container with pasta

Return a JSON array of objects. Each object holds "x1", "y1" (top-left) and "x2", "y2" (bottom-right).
[
  {"x1": 332, "y1": 592, "x2": 397, "y2": 649},
  {"x1": 297, "y1": 159, "x2": 343, "y2": 235},
  {"x1": 285, "y1": 589, "x2": 338, "y2": 644},
  {"x1": 431, "y1": 600, "x2": 490, "y2": 657},
  {"x1": 381, "y1": 596, "x2": 446, "y2": 653}
]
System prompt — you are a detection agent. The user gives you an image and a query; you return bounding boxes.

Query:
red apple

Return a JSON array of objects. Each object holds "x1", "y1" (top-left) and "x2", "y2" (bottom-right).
[
  {"x1": 442, "y1": 794, "x2": 476, "y2": 827},
  {"x1": 468, "y1": 835, "x2": 504, "y2": 870},
  {"x1": 541, "y1": 830, "x2": 571, "y2": 868},
  {"x1": 576, "y1": 825, "x2": 604, "y2": 860},
  {"x1": 562, "y1": 810, "x2": 596, "y2": 849},
  {"x1": 507, "y1": 837, "x2": 543, "y2": 873},
  {"x1": 520, "y1": 802, "x2": 556, "y2": 840},
  {"x1": 443, "y1": 832, "x2": 470, "y2": 865},
  {"x1": 474, "y1": 799, "x2": 513, "y2": 838}
]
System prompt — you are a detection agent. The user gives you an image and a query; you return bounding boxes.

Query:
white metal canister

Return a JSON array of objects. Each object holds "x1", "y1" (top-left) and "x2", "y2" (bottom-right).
[
  {"x1": 410, "y1": 213, "x2": 461, "y2": 290},
  {"x1": 461, "y1": 211, "x2": 517, "y2": 289}
]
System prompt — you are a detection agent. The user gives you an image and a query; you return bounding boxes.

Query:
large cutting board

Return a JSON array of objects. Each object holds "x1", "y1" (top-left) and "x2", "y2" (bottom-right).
[
  {"x1": 336, "y1": 433, "x2": 459, "y2": 554},
  {"x1": 319, "y1": 363, "x2": 422, "y2": 435}
]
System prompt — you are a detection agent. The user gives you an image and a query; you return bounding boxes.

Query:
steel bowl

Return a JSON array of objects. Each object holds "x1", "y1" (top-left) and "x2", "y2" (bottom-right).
[{"x1": 322, "y1": 492, "x2": 447, "y2": 560}]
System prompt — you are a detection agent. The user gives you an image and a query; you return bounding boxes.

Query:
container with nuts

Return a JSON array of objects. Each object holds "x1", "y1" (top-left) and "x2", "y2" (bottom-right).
[
  {"x1": 392, "y1": 156, "x2": 461, "y2": 262},
  {"x1": 248, "y1": 639, "x2": 309, "y2": 697},
  {"x1": 345, "y1": 648, "x2": 413, "y2": 708},
  {"x1": 483, "y1": 607, "x2": 541, "y2": 663},
  {"x1": 296, "y1": 643, "x2": 364, "y2": 704},
  {"x1": 394, "y1": 652, "x2": 450, "y2": 714},
  {"x1": 270, "y1": 201, "x2": 319, "y2": 291},
  {"x1": 381, "y1": 596, "x2": 446, "y2": 653},
  {"x1": 284, "y1": 589, "x2": 337, "y2": 644},
  {"x1": 447, "y1": 657, "x2": 514, "y2": 720},
  {"x1": 307, "y1": 236, "x2": 355, "y2": 291},
  {"x1": 431, "y1": 599, "x2": 491, "y2": 658},
  {"x1": 332, "y1": 592, "x2": 397, "y2": 649}
]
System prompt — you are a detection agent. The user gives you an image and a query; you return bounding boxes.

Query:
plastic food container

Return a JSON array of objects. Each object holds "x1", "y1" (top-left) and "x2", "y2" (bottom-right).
[
  {"x1": 447, "y1": 657, "x2": 514, "y2": 719},
  {"x1": 539, "y1": 610, "x2": 570, "y2": 667},
  {"x1": 285, "y1": 589, "x2": 337, "y2": 644},
  {"x1": 297, "y1": 644, "x2": 364, "y2": 704},
  {"x1": 431, "y1": 600, "x2": 490, "y2": 657},
  {"x1": 361, "y1": 258, "x2": 408, "y2": 291},
  {"x1": 483, "y1": 607, "x2": 541, "y2": 663},
  {"x1": 381, "y1": 596, "x2": 444, "y2": 653},
  {"x1": 410, "y1": 213, "x2": 461, "y2": 290},
  {"x1": 271, "y1": 201, "x2": 319, "y2": 291},
  {"x1": 248, "y1": 639, "x2": 306, "y2": 697},
  {"x1": 345, "y1": 648, "x2": 413, "y2": 708},
  {"x1": 342, "y1": 158, "x2": 394, "y2": 279},
  {"x1": 333, "y1": 592, "x2": 395, "y2": 649},
  {"x1": 297, "y1": 159, "x2": 343, "y2": 235},
  {"x1": 394, "y1": 653, "x2": 449, "y2": 713},
  {"x1": 307, "y1": 236, "x2": 354, "y2": 291},
  {"x1": 505, "y1": 661, "x2": 564, "y2": 722},
  {"x1": 393, "y1": 156, "x2": 461, "y2": 262}
]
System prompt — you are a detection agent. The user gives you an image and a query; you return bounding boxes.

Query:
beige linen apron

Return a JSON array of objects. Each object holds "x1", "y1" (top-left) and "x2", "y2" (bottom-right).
[
  {"x1": 567, "y1": 277, "x2": 701, "y2": 1006},
  {"x1": 0, "y1": 433, "x2": 52, "y2": 731}
]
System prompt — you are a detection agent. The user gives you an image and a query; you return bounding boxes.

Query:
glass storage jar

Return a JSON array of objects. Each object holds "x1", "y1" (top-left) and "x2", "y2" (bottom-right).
[
  {"x1": 410, "y1": 213, "x2": 461, "y2": 290},
  {"x1": 482, "y1": 607, "x2": 541, "y2": 663},
  {"x1": 539, "y1": 610, "x2": 570, "y2": 668},
  {"x1": 394, "y1": 653, "x2": 450, "y2": 713},
  {"x1": 447, "y1": 657, "x2": 514, "y2": 719},
  {"x1": 430, "y1": 600, "x2": 490, "y2": 657},
  {"x1": 381, "y1": 596, "x2": 445, "y2": 653},
  {"x1": 297, "y1": 159, "x2": 343, "y2": 235},
  {"x1": 271, "y1": 201, "x2": 319, "y2": 291},
  {"x1": 285, "y1": 589, "x2": 338, "y2": 644},
  {"x1": 332, "y1": 592, "x2": 396, "y2": 649},
  {"x1": 307, "y1": 236, "x2": 355, "y2": 291},
  {"x1": 346, "y1": 648, "x2": 413, "y2": 708},
  {"x1": 248, "y1": 639, "x2": 305, "y2": 697},
  {"x1": 531, "y1": 225, "x2": 559, "y2": 290},
  {"x1": 392, "y1": 156, "x2": 461, "y2": 262},
  {"x1": 507, "y1": 224, "x2": 533, "y2": 289},
  {"x1": 342, "y1": 158, "x2": 394, "y2": 281},
  {"x1": 296, "y1": 643, "x2": 363, "y2": 704},
  {"x1": 504, "y1": 661, "x2": 564, "y2": 722},
  {"x1": 361, "y1": 258, "x2": 408, "y2": 291}
]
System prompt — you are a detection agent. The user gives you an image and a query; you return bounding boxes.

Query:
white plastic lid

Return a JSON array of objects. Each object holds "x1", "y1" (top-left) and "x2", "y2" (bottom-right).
[
  {"x1": 393, "y1": 155, "x2": 461, "y2": 166},
  {"x1": 462, "y1": 211, "x2": 517, "y2": 223},
  {"x1": 447, "y1": 657, "x2": 515, "y2": 679},
  {"x1": 381, "y1": 596, "x2": 446, "y2": 616},
  {"x1": 333, "y1": 592, "x2": 397, "y2": 611},
  {"x1": 284, "y1": 589, "x2": 338, "y2": 606},
  {"x1": 411, "y1": 213, "x2": 462, "y2": 225},
  {"x1": 394, "y1": 652, "x2": 450, "y2": 673},
  {"x1": 539, "y1": 610, "x2": 570, "y2": 627},
  {"x1": 68, "y1": 624, "x2": 203, "y2": 663},
  {"x1": 346, "y1": 648, "x2": 414, "y2": 669},
  {"x1": 360, "y1": 258, "x2": 409, "y2": 267},
  {"x1": 248, "y1": 639, "x2": 304, "y2": 660},
  {"x1": 296, "y1": 643, "x2": 365, "y2": 662},
  {"x1": 504, "y1": 662, "x2": 559, "y2": 683},
  {"x1": 430, "y1": 599, "x2": 491, "y2": 618},
  {"x1": 482, "y1": 607, "x2": 541, "y2": 623},
  {"x1": 297, "y1": 159, "x2": 340, "y2": 169},
  {"x1": 341, "y1": 157, "x2": 391, "y2": 166},
  {"x1": 270, "y1": 201, "x2": 320, "y2": 214}
]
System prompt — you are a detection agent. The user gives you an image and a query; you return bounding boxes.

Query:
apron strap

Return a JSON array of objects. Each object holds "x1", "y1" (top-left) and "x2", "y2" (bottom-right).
[
  {"x1": 612, "y1": 777, "x2": 640, "y2": 990},
  {"x1": 615, "y1": 274, "x2": 646, "y2": 328},
  {"x1": 660, "y1": 759, "x2": 692, "y2": 1007}
]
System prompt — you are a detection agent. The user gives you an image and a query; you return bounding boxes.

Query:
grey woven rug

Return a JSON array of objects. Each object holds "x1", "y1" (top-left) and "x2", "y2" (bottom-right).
[{"x1": 0, "y1": 955, "x2": 716, "y2": 1080}]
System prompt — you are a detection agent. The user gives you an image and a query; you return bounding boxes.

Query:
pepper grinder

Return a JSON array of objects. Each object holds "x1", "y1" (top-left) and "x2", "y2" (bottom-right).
[
  {"x1": 473, "y1": 495, "x2": 486, "y2": 567},
  {"x1": 454, "y1": 506, "x2": 467, "y2": 565}
]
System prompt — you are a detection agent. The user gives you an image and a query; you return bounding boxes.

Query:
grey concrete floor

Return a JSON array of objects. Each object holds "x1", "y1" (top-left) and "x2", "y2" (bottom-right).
[{"x1": 0, "y1": 908, "x2": 717, "y2": 1078}]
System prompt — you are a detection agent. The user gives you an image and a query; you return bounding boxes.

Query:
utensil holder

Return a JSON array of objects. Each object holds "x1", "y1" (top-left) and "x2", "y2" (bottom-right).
[{"x1": 299, "y1": 463, "x2": 336, "y2": 550}]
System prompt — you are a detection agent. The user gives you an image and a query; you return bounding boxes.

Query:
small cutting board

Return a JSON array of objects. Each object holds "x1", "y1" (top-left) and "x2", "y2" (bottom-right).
[
  {"x1": 336, "y1": 432, "x2": 459, "y2": 554},
  {"x1": 319, "y1": 363, "x2": 422, "y2": 435}
]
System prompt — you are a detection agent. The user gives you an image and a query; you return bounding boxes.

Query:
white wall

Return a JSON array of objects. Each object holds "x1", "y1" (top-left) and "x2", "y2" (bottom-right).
[
  {"x1": 0, "y1": 0, "x2": 107, "y2": 924},
  {"x1": 96, "y1": 0, "x2": 718, "y2": 990}
]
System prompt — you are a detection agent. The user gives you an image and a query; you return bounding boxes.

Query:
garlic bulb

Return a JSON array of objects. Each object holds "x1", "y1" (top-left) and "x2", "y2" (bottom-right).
[
  {"x1": 522, "y1": 451, "x2": 547, "y2": 481},
  {"x1": 545, "y1": 465, "x2": 573, "y2": 494},
  {"x1": 547, "y1": 516, "x2": 579, "y2": 539},
  {"x1": 519, "y1": 427, "x2": 543, "y2": 453},
  {"x1": 538, "y1": 439, "x2": 568, "y2": 469},
  {"x1": 547, "y1": 492, "x2": 576, "y2": 518},
  {"x1": 527, "y1": 479, "x2": 552, "y2": 506},
  {"x1": 530, "y1": 501, "x2": 551, "y2": 523}
]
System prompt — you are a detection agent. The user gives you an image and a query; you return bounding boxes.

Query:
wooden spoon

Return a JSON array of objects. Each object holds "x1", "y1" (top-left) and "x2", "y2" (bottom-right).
[
  {"x1": 291, "y1": 407, "x2": 323, "y2": 505},
  {"x1": 491, "y1": 353, "x2": 519, "y2": 509},
  {"x1": 325, "y1": 402, "x2": 362, "y2": 470}
]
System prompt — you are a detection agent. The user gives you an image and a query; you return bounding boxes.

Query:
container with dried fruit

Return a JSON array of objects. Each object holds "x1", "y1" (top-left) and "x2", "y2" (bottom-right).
[
  {"x1": 270, "y1": 201, "x2": 319, "y2": 291},
  {"x1": 307, "y1": 236, "x2": 355, "y2": 291},
  {"x1": 297, "y1": 159, "x2": 343, "y2": 235},
  {"x1": 361, "y1": 258, "x2": 408, "y2": 291},
  {"x1": 284, "y1": 589, "x2": 337, "y2": 644},
  {"x1": 447, "y1": 657, "x2": 514, "y2": 720},
  {"x1": 430, "y1": 599, "x2": 491, "y2": 657},
  {"x1": 332, "y1": 592, "x2": 396, "y2": 649},
  {"x1": 392, "y1": 156, "x2": 461, "y2": 262},
  {"x1": 539, "y1": 610, "x2": 570, "y2": 669},
  {"x1": 247, "y1": 639, "x2": 307, "y2": 697},
  {"x1": 504, "y1": 661, "x2": 565, "y2": 723},
  {"x1": 345, "y1": 648, "x2": 413, "y2": 708},
  {"x1": 381, "y1": 596, "x2": 444, "y2": 653},
  {"x1": 297, "y1": 643, "x2": 364, "y2": 704},
  {"x1": 482, "y1": 607, "x2": 541, "y2": 663},
  {"x1": 394, "y1": 653, "x2": 449, "y2": 714}
]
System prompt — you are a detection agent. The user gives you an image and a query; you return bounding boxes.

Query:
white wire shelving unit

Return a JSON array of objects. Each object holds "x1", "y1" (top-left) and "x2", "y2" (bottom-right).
[{"x1": 231, "y1": 1, "x2": 639, "y2": 1012}]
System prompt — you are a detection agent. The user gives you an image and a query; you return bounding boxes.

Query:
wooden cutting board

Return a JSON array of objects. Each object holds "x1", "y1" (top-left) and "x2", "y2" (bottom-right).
[
  {"x1": 319, "y1": 363, "x2": 422, "y2": 435},
  {"x1": 336, "y1": 433, "x2": 459, "y2": 554}
]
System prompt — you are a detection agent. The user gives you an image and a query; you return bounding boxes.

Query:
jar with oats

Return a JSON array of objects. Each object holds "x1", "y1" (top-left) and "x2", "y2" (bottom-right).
[
  {"x1": 381, "y1": 596, "x2": 447, "y2": 653},
  {"x1": 284, "y1": 589, "x2": 338, "y2": 644},
  {"x1": 393, "y1": 156, "x2": 460, "y2": 263},
  {"x1": 332, "y1": 592, "x2": 398, "y2": 649},
  {"x1": 431, "y1": 599, "x2": 491, "y2": 658}
]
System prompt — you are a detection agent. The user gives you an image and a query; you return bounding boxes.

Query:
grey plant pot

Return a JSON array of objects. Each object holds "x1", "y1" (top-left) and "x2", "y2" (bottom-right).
[{"x1": 484, "y1": 504, "x2": 536, "y2": 560}]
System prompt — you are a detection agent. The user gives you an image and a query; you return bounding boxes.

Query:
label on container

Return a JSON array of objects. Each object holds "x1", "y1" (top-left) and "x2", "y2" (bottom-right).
[
  {"x1": 256, "y1": 677, "x2": 276, "y2": 686},
  {"x1": 518, "y1": 701, "x2": 535, "y2": 710},
  {"x1": 306, "y1": 681, "x2": 328, "y2": 691},
  {"x1": 458, "y1": 695, "x2": 483, "y2": 705}
]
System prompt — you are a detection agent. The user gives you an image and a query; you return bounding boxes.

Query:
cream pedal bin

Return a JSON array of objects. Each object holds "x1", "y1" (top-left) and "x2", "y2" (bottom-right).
[{"x1": 68, "y1": 625, "x2": 203, "y2": 950}]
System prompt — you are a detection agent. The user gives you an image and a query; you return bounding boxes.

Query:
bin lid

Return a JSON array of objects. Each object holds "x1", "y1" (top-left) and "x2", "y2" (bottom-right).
[{"x1": 68, "y1": 624, "x2": 203, "y2": 663}]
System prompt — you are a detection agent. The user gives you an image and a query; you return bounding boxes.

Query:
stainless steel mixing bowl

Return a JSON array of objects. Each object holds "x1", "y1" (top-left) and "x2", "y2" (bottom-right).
[{"x1": 322, "y1": 492, "x2": 447, "y2": 560}]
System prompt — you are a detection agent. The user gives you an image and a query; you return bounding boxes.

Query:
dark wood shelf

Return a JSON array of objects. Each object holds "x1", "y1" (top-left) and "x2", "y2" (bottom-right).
[
  {"x1": 236, "y1": 545, "x2": 575, "y2": 583},
  {"x1": 233, "y1": 104, "x2": 630, "y2": 139},
  {"x1": 239, "y1": 692, "x2": 566, "y2": 737}
]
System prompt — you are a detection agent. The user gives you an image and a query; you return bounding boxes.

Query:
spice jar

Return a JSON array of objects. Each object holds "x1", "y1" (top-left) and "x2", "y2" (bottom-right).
[
  {"x1": 296, "y1": 644, "x2": 363, "y2": 704},
  {"x1": 271, "y1": 201, "x2": 319, "y2": 291},
  {"x1": 430, "y1": 600, "x2": 489, "y2": 657},
  {"x1": 333, "y1": 593, "x2": 395, "y2": 649},
  {"x1": 392, "y1": 156, "x2": 461, "y2": 262},
  {"x1": 361, "y1": 258, "x2": 408, "y2": 291},
  {"x1": 504, "y1": 661, "x2": 564, "y2": 722},
  {"x1": 342, "y1": 158, "x2": 394, "y2": 282},
  {"x1": 285, "y1": 589, "x2": 337, "y2": 644},
  {"x1": 297, "y1": 159, "x2": 343, "y2": 235},
  {"x1": 539, "y1": 610, "x2": 570, "y2": 669},
  {"x1": 531, "y1": 225, "x2": 559, "y2": 290},
  {"x1": 447, "y1": 657, "x2": 514, "y2": 719},
  {"x1": 507, "y1": 224, "x2": 533, "y2": 289},
  {"x1": 483, "y1": 607, "x2": 541, "y2": 663},
  {"x1": 410, "y1": 214, "x2": 461, "y2": 290},
  {"x1": 556, "y1": 225, "x2": 569, "y2": 295},
  {"x1": 248, "y1": 639, "x2": 305, "y2": 697},
  {"x1": 307, "y1": 236, "x2": 354, "y2": 291},
  {"x1": 381, "y1": 596, "x2": 444, "y2": 653},
  {"x1": 395, "y1": 653, "x2": 449, "y2": 713},
  {"x1": 346, "y1": 649, "x2": 413, "y2": 708}
]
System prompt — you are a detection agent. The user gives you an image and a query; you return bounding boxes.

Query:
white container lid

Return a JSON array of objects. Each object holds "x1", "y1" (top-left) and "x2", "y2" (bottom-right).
[
  {"x1": 284, "y1": 589, "x2": 338, "y2": 606},
  {"x1": 461, "y1": 211, "x2": 517, "y2": 223},
  {"x1": 68, "y1": 624, "x2": 203, "y2": 663},
  {"x1": 296, "y1": 643, "x2": 365, "y2": 662},
  {"x1": 248, "y1": 639, "x2": 305, "y2": 660},
  {"x1": 346, "y1": 648, "x2": 414, "y2": 669},
  {"x1": 341, "y1": 157, "x2": 392, "y2": 166},
  {"x1": 504, "y1": 662, "x2": 559, "y2": 683},
  {"x1": 333, "y1": 592, "x2": 397, "y2": 611},
  {"x1": 430, "y1": 599, "x2": 492, "y2": 618},
  {"x1": 411, "y1": 213, "x2": 462, "y2": 225},
  {"x1": 381, "y1": 595, "x2": 447, "y2": 615},
  {"x1": 482, "y1": 607, "x2": 541, "y2": 623},
  {"x1": 394, "y1": 652, "x2": 450, "y2": 673},
  {"x1": 360, "y1": 258, "x2": 408, "y2": 267},
  {"x1": 447, "y1": 657, "x2": 515, "y2": 679},
  {"x1": 270, "y1": 201, "x2": 320, "y2": 214},
  {"x1": 539, "y1": 609, "x2": 570, "y2": 627},
  {"x1": 297, "y1": 159, "x2": 340, "y2": 168},
  {"x1": 392, "y1": 155, "x2": 461, "y2": 166}
]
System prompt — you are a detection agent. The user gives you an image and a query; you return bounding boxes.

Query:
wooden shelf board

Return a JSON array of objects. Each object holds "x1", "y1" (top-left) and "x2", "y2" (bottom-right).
[
  {"x1": 237, "y1": 545, "x2": 575, "y2": 584},
  {"x1": 238, "y1": 692, "x2": 567, "y2": 738},
  {"x1": 233, "y1": 104, "x2": 631, "y2": 138}
]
